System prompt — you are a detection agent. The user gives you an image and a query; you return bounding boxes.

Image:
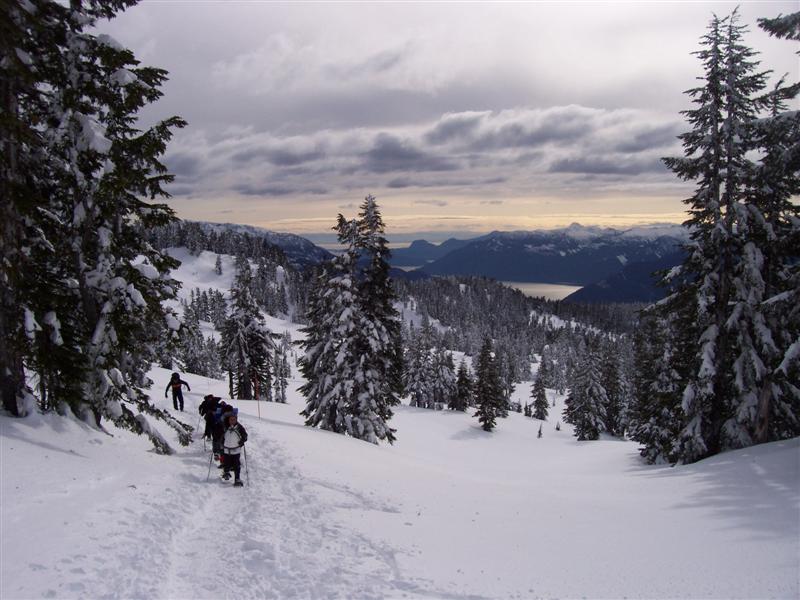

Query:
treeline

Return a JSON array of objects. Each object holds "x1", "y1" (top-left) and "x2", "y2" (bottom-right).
[
  {"x1": 145, "y1": 221, "x2": 313, "y2": 322},
  {"x1": 144, "y1": 221, "x2": 290, "y2": 268}
]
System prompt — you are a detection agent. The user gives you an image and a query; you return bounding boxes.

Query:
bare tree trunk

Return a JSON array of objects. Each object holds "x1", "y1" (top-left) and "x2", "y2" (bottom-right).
[{"x1": 753, "y1": 376, "x2": 773, "y2": 444}]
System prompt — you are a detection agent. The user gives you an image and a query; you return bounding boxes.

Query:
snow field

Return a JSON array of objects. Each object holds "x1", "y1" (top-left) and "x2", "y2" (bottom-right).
[
  {"x1": 3, "y1": 367, "x2": 799, "y2": 599},
  {"x1": 3, "y1": 248, "x2": 798, "y2": 599}
]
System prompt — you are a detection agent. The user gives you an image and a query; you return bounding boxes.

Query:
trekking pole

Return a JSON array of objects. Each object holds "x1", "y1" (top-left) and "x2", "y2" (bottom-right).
[
  {"x1": 206, "y1": 450, "x2": 214, "y2": 481},
  {"x1": 243, "y1": 445, "x2": 250, "y2": 487}
]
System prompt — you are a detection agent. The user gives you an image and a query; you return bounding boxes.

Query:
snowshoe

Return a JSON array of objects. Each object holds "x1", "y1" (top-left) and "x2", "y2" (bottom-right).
[
  {"x1": 221, "y1": 472, "x2": 231, "y2": 481},
  {"x1": 233, "y1": 480, "x2": 244, "y2": 488}
]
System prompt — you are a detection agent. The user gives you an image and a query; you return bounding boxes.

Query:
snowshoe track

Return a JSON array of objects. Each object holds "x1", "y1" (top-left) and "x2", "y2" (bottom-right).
[{"x1": 58, "y1": 421, "x2": 445, "y2": 599}]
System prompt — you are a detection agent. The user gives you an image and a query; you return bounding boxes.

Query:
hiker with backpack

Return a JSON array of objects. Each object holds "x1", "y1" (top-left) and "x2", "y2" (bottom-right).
[
  {"x1": 198, "y1": 394, "x2": 221, "y2": 440},
  {"x1": 211, "y1": 401, "x2": 229, "y2": 466},
  {"x1": 164, "y1": 372, "x2": 190, "y2": 411},
  {"x1": 221, "y1": 412, "x2": 248, "y2": 487}
]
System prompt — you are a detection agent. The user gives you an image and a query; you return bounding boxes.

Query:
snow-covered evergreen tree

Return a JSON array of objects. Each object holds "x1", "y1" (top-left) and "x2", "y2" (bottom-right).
[
  {"x1": 272, "y1": 345, "x2": 289, "y2": 404},
  {"x1": 354, "y1": 195, "x2": 402, "y2": 435},
  {"x1": 600, "y1": 341, "x2": 624, "y2": 436},
  {"x1": 474, "y1": 338, "x2": 503, "y2": 432},
  {"x1": 179, "y1": 306, "x2": 207, "y2": 375},
  {"x1": 661, "y1": 9, "x2": 800, "y2": 461},
  {"x1": 531, "y1": 372, "x2": 549, "y2": 421},
  {"x1": 404, "y1": 327, "x2": 433, "y2": 408},
  {"x1": 298, "y1": 258, "x2": 357, "y2": 434},
  {"x1": 563, "y1": 350, "x2": 608, "y2": 441},
  {"x1": 451, "y1": 359, "x2": 473, "y2": 411},
  {"x1": 738, "y1": 11, "x2": 800, "y2": 445},
  {"x1": 432, "y1": 348, "x2": 457, "y2": 410},
  {"x1": 300, "y1": 199, "x2": 399, "y2": 444},
  {"x1": 1, "y1": 0, "x2": 188, "y2": 451},
  {"x1": 221, "y1": 263, "x2": 274, "y2": 401},
  {"x1": 629, "y1": 312, "x2": 684, "y2": 463},
  {"x1": 495, "y1": 345, "x2": 514, "y2": 418}
]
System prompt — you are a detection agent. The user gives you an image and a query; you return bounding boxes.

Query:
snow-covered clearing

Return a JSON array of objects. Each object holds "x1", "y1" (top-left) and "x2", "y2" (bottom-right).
[{"x1": 2, "y1": 371, "x2": 798, "y2": 599}]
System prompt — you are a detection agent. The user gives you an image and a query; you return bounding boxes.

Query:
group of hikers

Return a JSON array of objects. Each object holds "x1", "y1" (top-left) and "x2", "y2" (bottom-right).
[
  {"x1": 165, "y1": 372, "x2": 249, "y2": 488},
  {"x1": 198, "y1": 393, "x2": 248, "y2": 487}
]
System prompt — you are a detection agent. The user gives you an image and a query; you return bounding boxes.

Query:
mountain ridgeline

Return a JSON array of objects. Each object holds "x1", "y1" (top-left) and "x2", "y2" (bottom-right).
[{"x1": 391, "y1": 224, "x2": 688, "y2": 302}]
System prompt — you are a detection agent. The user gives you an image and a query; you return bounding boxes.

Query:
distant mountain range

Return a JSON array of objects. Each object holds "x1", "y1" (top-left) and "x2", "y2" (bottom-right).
[
  {"x1": 195, "y1": 221, "x2": 688, "y2": 302},
  {"x1": 416, "y1": 224, "x2": 686, "y2": 281},
  {"x1": 388, "y1": 224, "x2": 688, "y2": 302}
]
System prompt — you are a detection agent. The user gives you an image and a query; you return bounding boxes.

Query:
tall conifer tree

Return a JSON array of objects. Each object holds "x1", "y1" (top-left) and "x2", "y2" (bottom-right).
[
  {"x1": 661, "y1": 9, "x2": 799, "y2": 461},
  {"x1": 300, "y1": 198, "x2": 399, "y2": 444},
  {"x1": 474, "y1": 338, "x2": 503, "y2": 432},
  {"x1": 1, "y1": 0, "x2": 188, "y2": 451},
  {"x1": 531, "y1": 372, "x2": 549, "y2": 421}
]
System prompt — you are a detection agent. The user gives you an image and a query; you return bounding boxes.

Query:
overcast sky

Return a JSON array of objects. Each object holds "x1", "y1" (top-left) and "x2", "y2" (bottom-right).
[{"x1": 101, "y1": 1, "x2": 798, "y2": 241}]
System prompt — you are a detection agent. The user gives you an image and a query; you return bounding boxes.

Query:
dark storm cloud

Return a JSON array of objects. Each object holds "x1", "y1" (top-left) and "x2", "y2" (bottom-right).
[
  {"x1": 414, "y1": 199, "x2": 449, "y2": 207},
  {"x1": 549, "y1": 156, "x2": 668, "y2": 176},
  {"x1": 386, "y1": 177, "x2": 413, "y2": 189},
  {"x1": 165, "y1": 153, "x2": 201, "y2": 177},
  {"x1": 166, "y1": 184, "x2": 196, "y2": 197},
  {"x1": 614, "y1": 123, "x2": 682, "y2": 153},
  {"x1": 471, "y1": 118, "x2": 586, "y2": 151},
  {"x1": 235, "y1": 183, "x2": 296, "y2": 197},
  {"x1": 422, "y1": 106, "x2": 671, "y2": 158},
  {"x1": 362, "y1": 133, "x2": 459, "y2": 173},
  {"x1": 386, "y1": 176, "x2": 471, "y2": 189},
  {"x1": 387, "y1": 175, "x2": 506, "y2": 189},
  {"x1": 235, "y1": 182, "x2": 328, "y2": 197},
  {"x1": 231, "y1": 147, "x2": 325, "y2": 166},
  {"x1": 425, "y1": 113, "x2": 485, "y2": 145}
]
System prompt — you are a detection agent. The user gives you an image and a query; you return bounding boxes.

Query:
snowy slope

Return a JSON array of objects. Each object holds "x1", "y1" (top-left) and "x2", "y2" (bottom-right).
[
  {"x1": 2, "y1": 250, "x2": 798, "y2": 600},
  {"x1": 3, "y1": 376, "x2": 798, "y2": 599}
]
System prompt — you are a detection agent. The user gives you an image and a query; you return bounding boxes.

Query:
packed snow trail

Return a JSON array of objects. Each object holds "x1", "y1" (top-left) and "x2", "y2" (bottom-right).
[
  {"x1": 151, "y1": 423, "x2": 409, "y2": 600},
  {"x1": 1, "y1": 387, "x2": 459, "y2": 599},
  {"x1": 52, "y1": 417, "x2": 442, "y2": 599}
]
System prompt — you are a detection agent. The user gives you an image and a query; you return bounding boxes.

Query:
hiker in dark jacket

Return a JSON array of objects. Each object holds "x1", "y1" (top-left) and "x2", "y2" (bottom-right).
[
  {"x1": 211, "y1": 401, "x2": 230, "y2": 465},
  {"x1": 164, "y1": 372, "x2": 190, "y2": 411},
  {"x1": 198, "y1": 394, "x2": 221, "y2": 440},
  {"x1": 221, "y1": 412, "x2": 248, "y2": 487}
]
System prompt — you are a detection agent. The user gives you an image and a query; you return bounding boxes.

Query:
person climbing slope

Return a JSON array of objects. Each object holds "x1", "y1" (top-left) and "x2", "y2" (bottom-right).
[
  {"x1": 164, "y1": 372, "x2": 190, "y2": 411},
  {"x1": 221, "y1": 412, "x2": 247, "y2": 488},
  {"x1": 198, "y1": 394, "x2": 221, "y2": 440}
]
